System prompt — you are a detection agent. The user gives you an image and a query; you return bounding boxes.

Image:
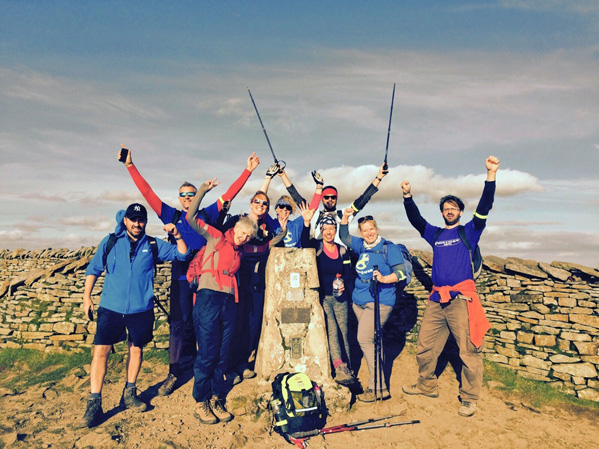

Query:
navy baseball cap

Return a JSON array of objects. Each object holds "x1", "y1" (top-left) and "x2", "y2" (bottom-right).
[{"x1": 125, "y1": 203, "x2": 148, "y2": 220}]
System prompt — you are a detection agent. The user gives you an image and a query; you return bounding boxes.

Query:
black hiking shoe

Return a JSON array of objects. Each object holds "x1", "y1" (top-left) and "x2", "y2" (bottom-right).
[
  {"x1": 158, "y1": 374, "x2": 177, "y2": 396},
  {"x1": 120, "y1": 386, "x2": 148, "y2": 412},
  {"x1": 78, "y1": 397, "x2": 103, "y2": 428}
]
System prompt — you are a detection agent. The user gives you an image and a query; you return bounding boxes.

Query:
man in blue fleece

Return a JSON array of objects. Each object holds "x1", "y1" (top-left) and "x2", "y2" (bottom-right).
[{"x1": 78, "y1": 203, "x2": 189, "y2": 428}]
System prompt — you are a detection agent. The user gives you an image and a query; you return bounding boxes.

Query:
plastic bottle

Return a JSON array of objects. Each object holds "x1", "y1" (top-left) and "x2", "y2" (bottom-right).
[{"x1": 332, "y1": 273, "x2": 344, "y2": 298}]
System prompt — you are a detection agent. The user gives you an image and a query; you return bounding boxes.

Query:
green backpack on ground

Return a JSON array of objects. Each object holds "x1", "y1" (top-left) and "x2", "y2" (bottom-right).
[{"x1": 270, "y1": 372, "x2": 327, "y2": 440}]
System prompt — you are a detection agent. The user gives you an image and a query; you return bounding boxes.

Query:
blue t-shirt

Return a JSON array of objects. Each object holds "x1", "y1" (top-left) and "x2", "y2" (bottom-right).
[
  {"x1": 160, "y1": 202, "x2": 219, "y2": 279},
  {"x1": 349, "y1": 237, "x2": 405, "y2": 307},
  {"x1": 271, "y1": 215, "x2": 304, "y2": 248}
]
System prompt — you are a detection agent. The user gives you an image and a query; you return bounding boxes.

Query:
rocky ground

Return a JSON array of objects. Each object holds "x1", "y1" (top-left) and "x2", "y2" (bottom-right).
[{"x1": 1, "y1": 345, "x2": 598, "y2": 449}]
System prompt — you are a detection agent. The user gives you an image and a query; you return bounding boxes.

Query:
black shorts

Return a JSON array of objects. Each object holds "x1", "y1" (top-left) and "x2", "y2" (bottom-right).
[{"x1": 94, "y1": 307, "x2": 155, "y2": 348}]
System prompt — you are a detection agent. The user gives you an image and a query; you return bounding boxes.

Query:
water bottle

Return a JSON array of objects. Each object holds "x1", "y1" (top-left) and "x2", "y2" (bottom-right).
[{"x1": 332, "y1": 273, "x2": 344, "y2": 298}]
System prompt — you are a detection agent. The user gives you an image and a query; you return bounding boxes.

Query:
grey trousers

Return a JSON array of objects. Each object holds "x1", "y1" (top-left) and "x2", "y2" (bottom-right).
[
  {"x1": 352, "y1": 302, "x2": 393, "y2": 390},
  {"x1": 322, "y1": 295, "x2": 351, "y2": 367},
  {"x1": 416, "y1": 296, "x2": 484, "y2": 401}
]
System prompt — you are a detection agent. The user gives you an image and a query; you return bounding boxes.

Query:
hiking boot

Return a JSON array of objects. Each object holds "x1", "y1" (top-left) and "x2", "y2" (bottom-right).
[
  {"x1": 78, "y1": 397, "x2": 103, "y2": 428},
  {"x1": 402, "y1": 383, "x2": 439, "y2": 398},
  {"x1": 334, "y1": 363, "x2": 357, "y2": 386},
  {"x1": 158, "y1": 373, "x2": 177, "y2": 396},
  {"x1": 357, "y1": 388, "x2": 391, "y2": 403},
  {"x1": 227, "y1": 371, "x2": 242, "y2": 386},
  {"x1": 242, "y1": 368, "x2": 256, "y2": 379},
  {"x1": 458, "y1": 400, "x2": 477, "y2": 417},
  {"x1": 120, "y1": 386, "x2": 148, "y2": 412},
  {"x1": 210, "y1": 395, "x2": 233, "y2": 423},
  {"x1": 194, "y1": 400, "x2": 218, "y2": 425}
]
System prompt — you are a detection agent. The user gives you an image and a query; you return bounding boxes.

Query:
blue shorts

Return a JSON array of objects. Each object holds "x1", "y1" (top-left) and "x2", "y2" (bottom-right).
[{"x1": 94, "y1": 307, "x2": 155, "y2": 348}]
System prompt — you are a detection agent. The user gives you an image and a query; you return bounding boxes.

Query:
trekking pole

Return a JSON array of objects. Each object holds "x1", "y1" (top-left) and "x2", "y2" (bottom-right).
[
  {"x1": 350, "y1": 419, "x2": 420, "y2": 432},
  {"x1": 152, "y1": 296, "x2": 171, "y2": 323},
  {"x1": 247, "y1": 88, "x2": 286, "y2": 170},
  {"x1": 319, "y1": 414, "x2": 404, "y2": 434},
  {"x1": 372, "y1": 265, "x2": 383, "y2": 400},
  {"x1": 383, "y1": 83, "x2": 396, "y2": 174},
  {"x1": 287, "y1": 418, "x2": 420, "y2": 446}
]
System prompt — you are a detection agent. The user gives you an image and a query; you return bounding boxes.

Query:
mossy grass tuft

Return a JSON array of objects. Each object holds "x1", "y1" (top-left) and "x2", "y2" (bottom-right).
[
  {"x1": 0, "y1": 348, "x2": 92, "y2": 389},
  {"x1": 483, "y1": 360, "x2": 599, "y2": 416}
]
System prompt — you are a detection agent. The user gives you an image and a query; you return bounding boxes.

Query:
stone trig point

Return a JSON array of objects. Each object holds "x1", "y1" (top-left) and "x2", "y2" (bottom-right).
[{"x1": 255, "y1": 247, "x2": 351, "y2": 405}]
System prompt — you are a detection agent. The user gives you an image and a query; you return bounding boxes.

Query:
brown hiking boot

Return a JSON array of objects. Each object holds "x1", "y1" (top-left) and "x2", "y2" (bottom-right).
[
  {"x1": 402, "y1": 383, "x2": 439, "y2": 398},
  {"x1": 194, "y1": 400, "x2": 218, "y2": 425},
  {"x1": 210, "y1": 396, "x2": 233, "y2": 423},
  {"x1": 357, "y1": 388, "x2": 391, "y2": 403},
  {"x1": 120, "y1": 386, "x2": 148, "y2": 412},
  {"x1": 158, "y1": 373, "x2": 177, "y2": 396},
  {"x1": 458, "y1": 400, "x2": 477, "y2": 417},
  {"x1": 334, "y1": 363, "x2": 357, "y2": 386}
]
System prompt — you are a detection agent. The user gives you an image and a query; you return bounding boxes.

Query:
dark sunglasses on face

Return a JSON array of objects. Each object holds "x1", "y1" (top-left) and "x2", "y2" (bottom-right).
[
  {"x1": 358, "y1": 215, "x2": 374, "y2": 224},
  {"x1": 277, "y1": 205, "x2": 292, "y2": 211},
  {"x1": 179, "y1": 191, "x2": 196, "y2": 198},
  {"x1": 253, "y1": 199, "x2": 269, "y2": 207},
  {"x1": 323, "y1": 195, "x2": 337, "y2": 200}
]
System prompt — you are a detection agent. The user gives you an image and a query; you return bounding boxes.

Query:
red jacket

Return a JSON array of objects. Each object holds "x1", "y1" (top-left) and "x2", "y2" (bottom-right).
[{"x1": 430, "y1": 279, "x2": 490, "y2": 348}]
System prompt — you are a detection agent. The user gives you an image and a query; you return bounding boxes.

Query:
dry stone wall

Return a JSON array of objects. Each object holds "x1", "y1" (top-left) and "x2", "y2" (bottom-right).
[{"x1": 0, "y1": 247, "x2": 598, "y2": 401}]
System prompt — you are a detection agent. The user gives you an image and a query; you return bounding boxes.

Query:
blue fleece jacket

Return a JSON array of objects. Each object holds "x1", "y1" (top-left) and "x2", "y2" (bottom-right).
[{"x1": 85, "y1": 210, "x2": 189, "y2": 314}]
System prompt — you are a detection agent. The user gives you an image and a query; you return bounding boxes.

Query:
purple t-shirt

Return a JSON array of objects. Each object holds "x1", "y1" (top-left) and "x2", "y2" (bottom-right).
[{"x1": 423, "y1": 220, "x2": 483, "y2": 290}]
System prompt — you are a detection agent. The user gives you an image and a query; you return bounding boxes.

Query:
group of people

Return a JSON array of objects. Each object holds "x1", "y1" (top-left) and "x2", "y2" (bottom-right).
[{"x1": 79, "y1": 146, "x2": 499, "y2": 428}]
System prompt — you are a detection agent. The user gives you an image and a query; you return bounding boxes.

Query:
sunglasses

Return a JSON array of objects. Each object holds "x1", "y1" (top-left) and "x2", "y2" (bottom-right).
[
  {"x1": 323, "y1": 195, "x2": 337, "y2": 200},
  {"x1": 277, "y1": 205, "x2": 292, "y2": 211},
  {"x1": 252, "y1": 199, "x2": 269, "y2": 207},
  {"x1": 357, "y1": 215, "x2": 374, "y2": 224},
  {"x1": 179, "y1": 191, "x2": 196, "y2": 198}
]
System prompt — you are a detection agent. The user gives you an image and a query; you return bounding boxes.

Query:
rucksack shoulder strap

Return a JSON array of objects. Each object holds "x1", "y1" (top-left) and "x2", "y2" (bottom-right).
[
  {"x1": 102, "y1": 233, "x2": 118, "y2": 271},
  {"x1": 457, "y1": 225, "x2": 472, "y2": 251},
  {"x1": 171, "y1": 209, "x2": 182, "y2": 225},
  {"x1": 147, "y1": 236, "x2": 159, "y2": 277}
]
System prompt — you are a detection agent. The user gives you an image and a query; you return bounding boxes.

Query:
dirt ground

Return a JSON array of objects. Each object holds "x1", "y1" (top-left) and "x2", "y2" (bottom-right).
[{"x1": 1, "y1": 346, "x2": 598, "y2": 449}]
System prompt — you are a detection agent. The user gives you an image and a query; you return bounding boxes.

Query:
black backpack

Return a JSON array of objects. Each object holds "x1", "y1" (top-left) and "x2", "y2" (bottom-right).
[
  {"x1": 270, "y1": 372, "x2": 327, "y2": 440},
  {"x1": 433, "y1": 225, "x2": 482, "y2": 279},
  {"x1": 373, "y1": 240, "x2": 413, "y2": 288}
]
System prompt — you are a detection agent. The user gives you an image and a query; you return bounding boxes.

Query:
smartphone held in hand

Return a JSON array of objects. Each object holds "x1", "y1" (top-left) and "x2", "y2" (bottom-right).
[{"x1": 119, "y1": 147, "x2": 129, "y2": 163}]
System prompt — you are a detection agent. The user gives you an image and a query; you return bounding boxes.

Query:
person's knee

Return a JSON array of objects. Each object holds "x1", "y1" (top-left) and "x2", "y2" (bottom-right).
[{"x1": 92, "y1": 345, "x2": 112, "y2": 361}]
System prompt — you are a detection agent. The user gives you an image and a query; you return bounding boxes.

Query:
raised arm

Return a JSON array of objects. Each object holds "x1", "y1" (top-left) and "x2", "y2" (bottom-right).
[
  {"x1": 163, "y1": 223, "x2": 188, "y2": 257},
  {"x1": 186, "y1": 179, "x2": 221, "y2": 241},
  {"x1": 298, "y1": 202, "x2": 317, "y2": 248},
  {"x1": 401, "y1": 180, "x2": 427, "y2": 236},
  {"x1": 349, "y1": 163, "x2": 388, "y2": 215},
  {"x1": 122, "y1": 147, "x2": 163, "y2": 216},
  {"x1": 279, "y1": 168, "x2": 306, "y2": 205},
  {"x1": 473, "y1": 155, "x2": 499, "y2": 230},
  {"x1": 259, "y1": 162, "x2": 281, "y2": 193},
  {"x1": 217, "y1": 152, "x2": 260, "y2": 210},
  {"x1": 338, "y1": 207, "x2": 354, "y2": 248}
]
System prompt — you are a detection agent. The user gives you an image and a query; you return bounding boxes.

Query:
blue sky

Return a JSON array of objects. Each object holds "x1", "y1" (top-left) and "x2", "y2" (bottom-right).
[{"x1": 1, "y1": 0, "x2": 598, "y2": 267}]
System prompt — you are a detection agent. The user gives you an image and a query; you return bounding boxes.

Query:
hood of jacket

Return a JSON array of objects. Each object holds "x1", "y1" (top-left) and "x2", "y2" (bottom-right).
[{"x1": 115, "y1": 209, "x2": 127, "y2": 238}]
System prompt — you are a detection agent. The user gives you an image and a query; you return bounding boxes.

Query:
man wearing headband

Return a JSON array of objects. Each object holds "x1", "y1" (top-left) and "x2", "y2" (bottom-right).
[{"x1": 312, "y1": 163, "x2": 389, "y2": 245}]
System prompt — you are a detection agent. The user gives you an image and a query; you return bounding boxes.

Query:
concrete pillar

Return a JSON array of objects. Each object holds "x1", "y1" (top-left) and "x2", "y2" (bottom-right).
[{"x1": 255, "y1": 247, "x2": 333, "y2": 385}]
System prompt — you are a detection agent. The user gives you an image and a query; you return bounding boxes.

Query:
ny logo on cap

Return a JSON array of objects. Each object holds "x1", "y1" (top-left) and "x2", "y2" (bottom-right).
[{"x1": 134, "y1": 205, "x2": 141, "y2": 211}]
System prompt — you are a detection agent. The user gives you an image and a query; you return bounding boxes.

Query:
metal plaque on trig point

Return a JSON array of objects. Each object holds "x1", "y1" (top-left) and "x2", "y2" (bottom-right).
[
  {"x1": 289, "y1": 272, "x2": 300, "y2": 288},
  {"x1": 281, "y1": 307, "x2": 311, "y2": 324}
]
